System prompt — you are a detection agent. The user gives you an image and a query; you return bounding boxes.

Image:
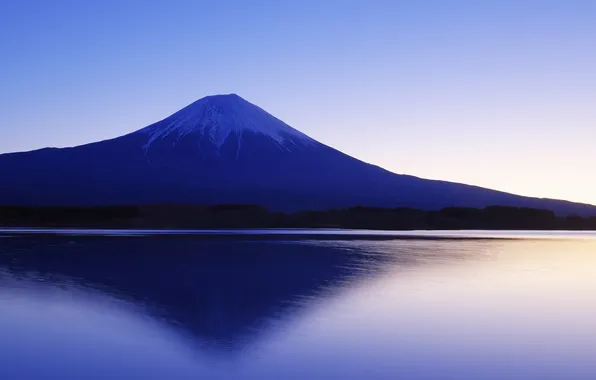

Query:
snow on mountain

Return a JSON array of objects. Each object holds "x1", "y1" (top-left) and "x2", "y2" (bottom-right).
[{"x1": 136, "y1": 94, "x2": 315, "y2": 153}]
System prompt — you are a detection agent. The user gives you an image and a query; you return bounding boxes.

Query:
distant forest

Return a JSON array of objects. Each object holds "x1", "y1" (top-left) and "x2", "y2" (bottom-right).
[{"x1": 1, "y1": 205, "x2": 595, "y2": 230}]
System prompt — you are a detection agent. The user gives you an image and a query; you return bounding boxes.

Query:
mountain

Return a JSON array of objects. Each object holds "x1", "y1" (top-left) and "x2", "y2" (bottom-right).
[{"x1": 0, "y1": 93, "x2": 594, "y2": 216}]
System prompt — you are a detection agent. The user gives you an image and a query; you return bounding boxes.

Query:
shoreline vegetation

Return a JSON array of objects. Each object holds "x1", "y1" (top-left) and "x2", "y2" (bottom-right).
[{"x1": 1, "y1": 205, "x2": 595, "y2": 231}]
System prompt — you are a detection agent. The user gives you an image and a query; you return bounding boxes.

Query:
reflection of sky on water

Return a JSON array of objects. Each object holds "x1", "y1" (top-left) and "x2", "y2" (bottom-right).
[{"x1": 0, "y1": 235, "x2": 595, "y2": 379}]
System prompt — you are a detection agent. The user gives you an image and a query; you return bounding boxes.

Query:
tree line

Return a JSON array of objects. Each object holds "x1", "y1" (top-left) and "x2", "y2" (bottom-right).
[{"x1": 1, "y1": 204, "x2": 595, "y2": 230}]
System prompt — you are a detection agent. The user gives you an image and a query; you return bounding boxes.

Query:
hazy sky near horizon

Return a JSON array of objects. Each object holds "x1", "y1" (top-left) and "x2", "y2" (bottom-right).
[{"x1": 1, "y1": 0, "x2": 595, "y2": 204}]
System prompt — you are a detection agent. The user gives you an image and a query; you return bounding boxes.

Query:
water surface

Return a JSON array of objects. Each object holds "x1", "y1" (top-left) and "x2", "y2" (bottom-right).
[{"x1": 0, "y1": 231, "x2": 595, "y2": 379}]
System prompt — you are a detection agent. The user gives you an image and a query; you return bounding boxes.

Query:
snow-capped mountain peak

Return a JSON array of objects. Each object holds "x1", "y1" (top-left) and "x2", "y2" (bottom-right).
[
  {"x1": 136, "y1": 94, "x2": 315, "y2": 151},
  {"x1": 1, "y1": 94, "x2": 596, "y2": 216}
]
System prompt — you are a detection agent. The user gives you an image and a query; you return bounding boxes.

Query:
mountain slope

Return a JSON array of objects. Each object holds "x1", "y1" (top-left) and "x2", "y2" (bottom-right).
[{"x1": 0, "y1": 94, "x2": 594, "y2": 216}]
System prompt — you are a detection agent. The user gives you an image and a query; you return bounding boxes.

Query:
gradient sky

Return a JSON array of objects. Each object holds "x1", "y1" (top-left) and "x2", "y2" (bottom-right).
[{"x1": 1, "y1": 0, "x2": 595, "y2": 204}]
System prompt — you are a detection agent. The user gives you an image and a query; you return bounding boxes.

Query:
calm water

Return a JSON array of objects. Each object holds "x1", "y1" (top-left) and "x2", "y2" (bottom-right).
[{"x1": 0, "y1": 230, "x2": 595, "y2": 379}]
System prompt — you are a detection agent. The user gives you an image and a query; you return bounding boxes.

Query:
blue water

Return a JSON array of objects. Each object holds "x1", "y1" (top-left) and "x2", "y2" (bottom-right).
[{"x1": 1, "y1": 231, "x2": 595, "y2": 379}]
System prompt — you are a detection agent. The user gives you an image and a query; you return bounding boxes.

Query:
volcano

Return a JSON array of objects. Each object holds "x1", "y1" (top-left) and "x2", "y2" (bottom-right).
[{"x1": 0, "y1": 94, "x2": 594, "y2": 215}]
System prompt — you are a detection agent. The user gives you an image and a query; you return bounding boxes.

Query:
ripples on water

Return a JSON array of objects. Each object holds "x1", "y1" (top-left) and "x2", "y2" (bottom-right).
[{"x1": 0, "y1": 232, "x2": 595, "y2": 379}]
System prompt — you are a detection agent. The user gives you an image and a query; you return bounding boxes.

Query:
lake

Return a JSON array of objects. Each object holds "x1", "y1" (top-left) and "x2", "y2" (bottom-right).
[{"x1": 1, "y1": 230, "x2": 595, "y2": 379}]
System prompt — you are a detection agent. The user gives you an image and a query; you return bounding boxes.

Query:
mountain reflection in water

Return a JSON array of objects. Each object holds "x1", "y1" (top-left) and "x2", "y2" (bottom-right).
[
  {"x1": 1, "y1": 237, "x2": 399, "y2": 351},
  {"x1": 1, "y1": 234, "x2": 595, "y2": 379}
]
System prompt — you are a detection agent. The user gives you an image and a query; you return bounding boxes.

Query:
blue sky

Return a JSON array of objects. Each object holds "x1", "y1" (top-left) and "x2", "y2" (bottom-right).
[{"x1": 1, "y1": 0, "x2": 595, "y2": 204}]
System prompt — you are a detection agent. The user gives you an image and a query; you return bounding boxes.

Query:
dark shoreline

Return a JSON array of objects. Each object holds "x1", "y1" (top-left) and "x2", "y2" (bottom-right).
[{"x1": 1, "y1": 204, "x2": 596, "y2": 231}]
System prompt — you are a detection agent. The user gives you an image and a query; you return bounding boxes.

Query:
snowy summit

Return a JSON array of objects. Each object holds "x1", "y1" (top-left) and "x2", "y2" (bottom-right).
[{"x1": 136, "y1": 94, "x2": 315, "y2": 152}]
